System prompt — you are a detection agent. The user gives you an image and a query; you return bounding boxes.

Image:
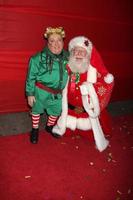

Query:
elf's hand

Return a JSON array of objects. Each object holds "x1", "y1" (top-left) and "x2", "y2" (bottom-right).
[{"x1": 27, "y1": 96, "x2": 36, "y2": 107}]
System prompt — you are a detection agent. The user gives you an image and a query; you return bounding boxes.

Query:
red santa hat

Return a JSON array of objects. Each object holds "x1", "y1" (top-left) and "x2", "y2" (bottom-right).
[
  {"x1": 68, "y1": 36, "x2": 93, "y2": 55},
  {"x1": 68, "y1": 36, "x2": 114, "y2": 84}
]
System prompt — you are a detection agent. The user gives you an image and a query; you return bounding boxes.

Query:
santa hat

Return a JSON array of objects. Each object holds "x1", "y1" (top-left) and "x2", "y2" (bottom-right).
[
  {"x1": 68, "y1": 36, "x2": 114, "y2": 84},
  {"x1": 68, "y1": 36, "x2": 93, "y2": 55}
]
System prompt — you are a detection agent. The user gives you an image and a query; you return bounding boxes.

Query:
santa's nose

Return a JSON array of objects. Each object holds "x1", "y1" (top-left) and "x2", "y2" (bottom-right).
[
  {"x1": 75, "y1": 50, "x2": 86, "y2": 57},
  {"x1": 76, "y1": 51, "x2": 82, "y2": 55}
]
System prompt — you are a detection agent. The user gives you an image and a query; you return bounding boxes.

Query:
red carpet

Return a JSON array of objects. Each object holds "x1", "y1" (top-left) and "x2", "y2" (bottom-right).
[{"x1": 0, "y1": 115, "x2": 133, "y2": 200}]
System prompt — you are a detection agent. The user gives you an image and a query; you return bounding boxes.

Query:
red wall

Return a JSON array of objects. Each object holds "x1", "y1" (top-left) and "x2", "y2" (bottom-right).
[{"x1": 0, "y1": 0, "x2": 133, "y2": 113}]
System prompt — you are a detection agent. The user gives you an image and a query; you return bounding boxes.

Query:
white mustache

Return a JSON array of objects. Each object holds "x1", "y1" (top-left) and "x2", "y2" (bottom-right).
[{"x1": 68, "y1": 56, "x2": 89, "y2": 73}]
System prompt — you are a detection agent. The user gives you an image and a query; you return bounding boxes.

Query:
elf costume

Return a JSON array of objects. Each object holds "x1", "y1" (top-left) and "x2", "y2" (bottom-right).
[
  {"x1": 26, "y1": 46, "x2": 68, "y2": 142},
  {"x1": 26, "y1": 47, "x2": 68, "y2": 115}
]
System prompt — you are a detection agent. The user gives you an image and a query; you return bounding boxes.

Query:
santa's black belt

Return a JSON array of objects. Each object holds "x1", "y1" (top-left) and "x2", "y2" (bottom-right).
[
  {"x1": 36, "y1": 82, "x2": 62, "y2": 94},
  {"x1": 68, "y1": 103, "x2": 86, "y2": 114}
]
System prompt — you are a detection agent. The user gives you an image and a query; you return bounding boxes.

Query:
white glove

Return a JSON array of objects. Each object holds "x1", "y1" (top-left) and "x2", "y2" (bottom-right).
[
  {"x1": 80, "y1": 82, "x2": 100, "y2": 118},
  {"x1": 80, "y1": 82, "x2": 90, "y2": 95}
]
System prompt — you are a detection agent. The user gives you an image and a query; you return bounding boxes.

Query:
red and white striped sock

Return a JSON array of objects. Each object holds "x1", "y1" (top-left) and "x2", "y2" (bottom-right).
[
  {"x1": 32, "y1": 114, "x2": 40, "y2": 129},
  {"x1": 47, "y1": 115, "x2": 58, "y2": 126}
]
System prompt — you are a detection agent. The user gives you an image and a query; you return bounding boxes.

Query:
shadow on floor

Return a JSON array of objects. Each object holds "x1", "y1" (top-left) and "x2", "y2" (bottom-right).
[{"x1": 0, "y1": 112, "x2": 47, "y2": 136}]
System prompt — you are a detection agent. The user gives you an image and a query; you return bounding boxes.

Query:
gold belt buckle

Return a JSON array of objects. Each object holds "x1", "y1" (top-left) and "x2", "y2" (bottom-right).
[{"x1": 74, "y1": 106, "x2": 84, "y2": 114}]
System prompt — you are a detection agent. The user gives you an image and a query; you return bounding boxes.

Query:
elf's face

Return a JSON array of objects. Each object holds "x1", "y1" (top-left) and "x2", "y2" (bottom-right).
[{"x1": 48, "y1": 33, "x2": 64, "y2": 55}]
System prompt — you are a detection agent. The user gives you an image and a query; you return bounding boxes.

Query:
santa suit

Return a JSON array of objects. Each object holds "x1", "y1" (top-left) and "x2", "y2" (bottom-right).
[{"x1": 53, "y1": 41, "x2": 114, "y2": 152}]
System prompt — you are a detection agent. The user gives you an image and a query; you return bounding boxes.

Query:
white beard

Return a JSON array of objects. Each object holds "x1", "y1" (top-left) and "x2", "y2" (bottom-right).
[{"x1": 68, "y1": 56, "x2": 89, "y2": 74}]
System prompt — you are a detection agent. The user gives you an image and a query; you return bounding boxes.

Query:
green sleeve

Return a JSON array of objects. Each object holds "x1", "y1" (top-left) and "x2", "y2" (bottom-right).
[{"x1": 26, "y1": 55, "x2": 40, "y2": 96}]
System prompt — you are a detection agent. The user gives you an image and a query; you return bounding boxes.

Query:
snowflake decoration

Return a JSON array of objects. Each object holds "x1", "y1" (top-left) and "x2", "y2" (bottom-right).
[{"x1": 97, "y1": 86, "x2": 107, "y2": 96}]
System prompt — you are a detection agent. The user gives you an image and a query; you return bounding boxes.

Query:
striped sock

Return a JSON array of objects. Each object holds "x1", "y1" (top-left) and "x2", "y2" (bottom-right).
[
  {"x1": 32, "y1": 114, "x2": 40, "y2": 129},
  {"x1": 47, "y1": 115, "x2": 58, "y2": 126}
]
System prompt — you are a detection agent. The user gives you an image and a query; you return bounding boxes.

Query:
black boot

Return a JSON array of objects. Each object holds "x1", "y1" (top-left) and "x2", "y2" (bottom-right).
[
  {"x1": 51, "y1": 132, "x2": 62, "y2": 138},
  {"x1": 45, "y1": 125, "x2": 61, "y2": 139},
  {"x1": 45, "y1": 125, "x2": 53, "y2": 134},
  {"x1": 30, "y1": 128, "x2": 39, "y2": 144}
]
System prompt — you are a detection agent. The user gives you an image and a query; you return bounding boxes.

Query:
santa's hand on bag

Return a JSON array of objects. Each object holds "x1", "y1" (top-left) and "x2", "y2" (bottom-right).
[
  {"x1": 80, "y1": 82, "x2": 100, "y2": 118},
  {"x1": 80, "y1": 82, "x2": 90, "y2": 95}
]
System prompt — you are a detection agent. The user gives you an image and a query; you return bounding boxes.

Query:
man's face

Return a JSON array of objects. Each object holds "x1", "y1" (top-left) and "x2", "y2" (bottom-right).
[
  {"x1": 68, "y1": 46, "x2": 89, "y2": 73},
  {"x1": 47, "y1": 33, "x2": 64, "y2": 55},
  {"x1": 72, "y1": 46, "x2": 87, "y2": 61}
]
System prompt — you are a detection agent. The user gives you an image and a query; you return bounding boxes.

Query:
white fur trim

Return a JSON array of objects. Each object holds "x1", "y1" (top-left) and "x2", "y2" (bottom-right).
[
  {"x1": 87, "y1": 65, "x2": 97, "y2": 83},
  {"x1": 80, "y1": 83, "x2": 109, "y2": 151},
  {"x1": 66, "y1": 115, "x2": 77, "y2": 130},
  {"x1": 76, "y1": 117, "x2": 91, "y2": 130},
  {"x1": 52, "y1": 124, "x2": 64, "y2": 136},
  {"x1": 90, "y1": 117, "x2": 109, "y2": 152},
  {"x1": 66, "y1": 115, "x2": 92, "y2": 130},
  {"x1": 68, "y1": 36, "x2": 92, "y2": 55},
  {"x1": 104, "y1": 73, "x2": 114, "y2": 84},
  {"x1": 52, "y1": 78, "x2": 69, "y2": 136}
]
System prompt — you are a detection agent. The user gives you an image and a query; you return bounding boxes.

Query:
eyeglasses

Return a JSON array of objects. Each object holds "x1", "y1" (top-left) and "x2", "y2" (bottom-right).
[{"x1": 72, "y1": 49, "x2": 87, "y2": 57}]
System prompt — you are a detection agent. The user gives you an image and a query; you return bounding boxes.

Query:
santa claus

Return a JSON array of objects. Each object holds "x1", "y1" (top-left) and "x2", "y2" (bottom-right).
[{"x1": 52, "y1": 36, "x2": 114, "y2": 152}]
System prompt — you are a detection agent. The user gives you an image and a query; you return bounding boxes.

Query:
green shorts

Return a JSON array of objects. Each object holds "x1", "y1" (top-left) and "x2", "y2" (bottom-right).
[{"x1": 32, "y1": 87, "x2": 62, "y2": 116}]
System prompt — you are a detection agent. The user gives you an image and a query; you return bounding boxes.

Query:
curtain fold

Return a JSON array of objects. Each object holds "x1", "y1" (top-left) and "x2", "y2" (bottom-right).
[{"x1": 0, "y1": 0, "x2": 132, "y2": 113}]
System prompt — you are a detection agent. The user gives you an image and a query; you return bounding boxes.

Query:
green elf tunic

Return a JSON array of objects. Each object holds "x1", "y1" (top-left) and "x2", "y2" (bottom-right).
[{"x1": 26, "y1": 47, "x2": 69, "y2": 116}]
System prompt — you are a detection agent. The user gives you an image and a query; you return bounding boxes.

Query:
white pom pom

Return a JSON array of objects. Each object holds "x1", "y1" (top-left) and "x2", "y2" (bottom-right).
[{"x1": 104, "y1": 73, "x2": 114, "y2": 84}]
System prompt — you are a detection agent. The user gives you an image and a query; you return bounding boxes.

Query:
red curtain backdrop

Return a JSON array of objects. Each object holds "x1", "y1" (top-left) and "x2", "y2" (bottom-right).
[{"x1": 0, "y1": 0, "x2": 133, "y2": 113}]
